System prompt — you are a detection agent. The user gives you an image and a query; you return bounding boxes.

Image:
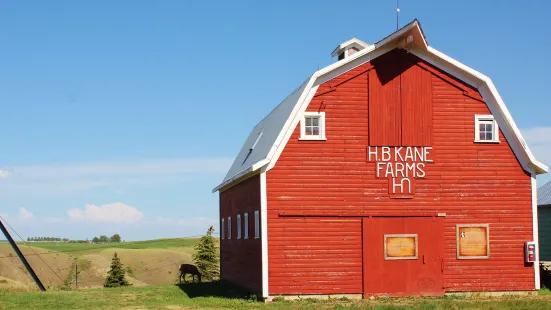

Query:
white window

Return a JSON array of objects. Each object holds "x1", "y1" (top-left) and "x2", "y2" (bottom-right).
[
  {"x1": 227, "y1": 216, "x2": 232, "y2": 240},
  {"x1": 254, "y1": 210, "x2": 260, "y2": 239},
  {"x1": 244, "y1": 213, "x2": 249, "y2": 239},
  {"x1": 474, "y1": 115, "x2": 499, "y2": 143},
  {"x1": 300, "y1": 112, "x2": 326, "y2": 141},
  {"x1": 221, "y1": 218, "x2": 225, "y2": 239},
  {"x1": 237, "y1": 214, "x2": 241, "y2": 239}
]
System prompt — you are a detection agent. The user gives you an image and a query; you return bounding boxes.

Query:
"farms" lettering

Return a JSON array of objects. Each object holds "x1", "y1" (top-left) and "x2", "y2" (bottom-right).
[{"x1": 367, "y1": 146, "x2": 433, "y2": 197}]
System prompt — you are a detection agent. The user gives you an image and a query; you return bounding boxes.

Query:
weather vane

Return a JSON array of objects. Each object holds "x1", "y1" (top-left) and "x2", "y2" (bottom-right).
[{"x1": 396, "y1": 0, "x2": 400, "y2": 30}]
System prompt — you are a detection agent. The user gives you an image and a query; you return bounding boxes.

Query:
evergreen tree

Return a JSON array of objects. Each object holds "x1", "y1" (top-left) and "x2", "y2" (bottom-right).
[
  {"x1": 192, "y1": 225, "x2": 220, "y2": 281},
  {"x1": 103, "y1": 252, "x2": 130, "y2": 288}
]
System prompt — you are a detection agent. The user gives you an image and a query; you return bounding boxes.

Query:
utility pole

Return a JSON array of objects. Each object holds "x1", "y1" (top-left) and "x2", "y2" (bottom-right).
[{"x1": 0, "y1": 218, "x2": 46, "y2": 291}]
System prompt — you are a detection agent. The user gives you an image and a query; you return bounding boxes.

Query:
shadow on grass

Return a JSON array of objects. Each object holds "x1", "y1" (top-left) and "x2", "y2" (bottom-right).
[{"x1": 176, "y1": 280, "x2": 257, "y2": 300}]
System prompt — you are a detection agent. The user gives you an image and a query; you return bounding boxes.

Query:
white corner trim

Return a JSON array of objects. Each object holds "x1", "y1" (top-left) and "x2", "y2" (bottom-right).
[
  {"x1": 299, "y1": 112, "x2": 326, "y2": 140},
  {"x1": 532, "y1": 174, "x2": 540, "y2": 290},
  {"x1": 260, "y1": 168, "x2": 269, "y2": 297},
  {"x1": 474, "y1": 114, "x2": 500, "y2": 143}
]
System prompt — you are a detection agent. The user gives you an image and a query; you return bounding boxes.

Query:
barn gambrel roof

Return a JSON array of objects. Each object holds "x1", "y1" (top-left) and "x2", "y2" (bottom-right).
[{"x1": 213, "y1": 19, "x2": 548, "y2": 192}]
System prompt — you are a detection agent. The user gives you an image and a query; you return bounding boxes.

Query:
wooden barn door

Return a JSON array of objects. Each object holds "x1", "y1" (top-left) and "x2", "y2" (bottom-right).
[{"x1": 362, "y1": 217, "x2": 444, "y2": 297}]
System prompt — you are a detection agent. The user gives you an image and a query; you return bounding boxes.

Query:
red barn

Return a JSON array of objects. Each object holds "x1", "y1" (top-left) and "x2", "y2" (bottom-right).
[{"x1": 213, "y1": 20, "x2": 548, "y2": 299}]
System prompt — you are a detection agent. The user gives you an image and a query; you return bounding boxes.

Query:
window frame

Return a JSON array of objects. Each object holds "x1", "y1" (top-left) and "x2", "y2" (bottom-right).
[
  {"x1": 456, "y1": 224, "x2": 490, "y2": 260},
  {"x1": 474, "y1": 115, "x2": 499, "y2": 143},
  {"x1": 299, "y1": 112, "x2": 326, "y2": 141},
  {"x1": 254, "y1": 210, "x2": 260, "y2": 239},
  {"x1": 244, "y1": 213, "x2": 249, "y2": 239},
  {"x1": 237, "y1": 214, "x2": 241, "y2": 239},
  {"x1": 383, "y1": 234, "x2": 419, "y2": 260},
  {"x1": 221, "y1": 218, "x2": 225, "y2": 239},
  {"x1": 227, "y1": 216, "x2": 232, "y2": 240}
]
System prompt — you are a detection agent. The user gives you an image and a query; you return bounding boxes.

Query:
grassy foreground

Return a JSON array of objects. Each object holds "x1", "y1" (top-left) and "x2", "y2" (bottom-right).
[{"x1": 2, "y1": 282, "x2": 551, "y2": 310}]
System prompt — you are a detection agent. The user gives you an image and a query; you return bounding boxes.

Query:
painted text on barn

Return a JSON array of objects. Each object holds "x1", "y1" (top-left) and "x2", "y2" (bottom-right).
[{"x1": 368, "y1": 146, "x2": 433, "y2": 196}]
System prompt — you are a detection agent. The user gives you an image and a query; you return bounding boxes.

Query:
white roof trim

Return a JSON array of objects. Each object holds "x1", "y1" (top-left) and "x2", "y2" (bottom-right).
[
  {"x1": 213, "y1": 20, "x2": 547, "y2": 192},
  {"x1": 212, "y1": 158, "x2": 269, "y2": 193},
  {"x1": 420, "y1": 46, "x2": 547, "y2": 174}
]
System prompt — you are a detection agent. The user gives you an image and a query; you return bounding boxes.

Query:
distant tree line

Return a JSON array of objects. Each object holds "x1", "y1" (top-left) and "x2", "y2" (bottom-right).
[
  {"x1": 92, "y1": 234, "x2": 122, "y2": 243},
  {"x1": 26, "y1": 234, "x2": 122, "y2": 243},
  {"x1": 27, "y1": 237, "x2": 69, "y2": 242}
]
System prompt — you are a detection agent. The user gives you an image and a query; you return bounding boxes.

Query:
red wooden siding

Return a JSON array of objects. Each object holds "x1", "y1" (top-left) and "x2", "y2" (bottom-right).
[
  {"x1": 269, "y1": 218, "x2": 363, "y2": 294},
  {"x1": 369, "y1": 49, "x2": 433, "y2": 146},
  {"x1": 369, "y1": 55, "x2": 401, "y2": 146},
  {"x1": 219, "y1": 174, "x2": 262, "y2": 294},
  {"x1": 401, "y1": 62, "x2": 433, "y2": 146},
  {"x1": 266, "y1": 49, "x2": 534, "y2": 295}
]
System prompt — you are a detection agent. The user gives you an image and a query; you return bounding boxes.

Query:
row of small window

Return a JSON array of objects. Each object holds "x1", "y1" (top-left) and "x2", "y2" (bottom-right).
[
  {"x1": 221, "y1": 211, "x2": 260, "y2": 240},
  {"x1": 299, "y1": 113, "x2": 499, "y2": 143}
]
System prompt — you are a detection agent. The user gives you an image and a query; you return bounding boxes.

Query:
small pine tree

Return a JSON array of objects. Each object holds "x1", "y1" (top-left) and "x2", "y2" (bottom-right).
[
  {"x1": 104, "y1": 252, "x2": 130, "y2": 288},
  {"x1": 193, "y1": 226, "x2": 220, "y2": 281}
]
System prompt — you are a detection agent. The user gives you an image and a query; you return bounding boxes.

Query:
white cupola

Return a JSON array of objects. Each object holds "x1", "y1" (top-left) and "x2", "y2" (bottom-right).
[{"x1": 331, "y1": 37, "x2": 369, "y2": 61}]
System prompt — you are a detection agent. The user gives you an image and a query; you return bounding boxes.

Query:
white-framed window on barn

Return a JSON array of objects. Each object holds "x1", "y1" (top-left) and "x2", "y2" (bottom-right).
[
  {"x1": 254, "y1": 210, "x2": 260, "y2": 239},
  {"x1": 474, "y1": 115, "x2": 499, "y2": 143},
  {"x1": 299, "y1": 112, "x2": 326, "y2": 141},
  {"x1": 456, "y1": 224, "x2": 490, "y2": 259},
  {"x1": 244, "y1": 213, "x2": 249, "y2": 239},
  {"x1": 221, "y1": 218, "x2": 225, "y2": 239},
  {"x1": 227, "y1": 216, "x2": 232, "y2": 240},
  {"x1": 237, "y1": 214, "x2": 241, "y2": 239}
]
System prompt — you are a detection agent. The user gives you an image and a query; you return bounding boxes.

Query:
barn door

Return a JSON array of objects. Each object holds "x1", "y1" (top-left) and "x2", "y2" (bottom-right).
[{"x1": 362, "y1": 217, "x2": 444, "y2": 297}]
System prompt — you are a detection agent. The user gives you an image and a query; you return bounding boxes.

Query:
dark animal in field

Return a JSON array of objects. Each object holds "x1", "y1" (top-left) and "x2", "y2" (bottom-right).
[{"x1": 179, "y1": 264, "x2": 201, "y2": 284}]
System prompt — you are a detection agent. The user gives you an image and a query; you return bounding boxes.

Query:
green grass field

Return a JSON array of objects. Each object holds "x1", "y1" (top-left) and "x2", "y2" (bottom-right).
[
  {"x1": 2, "y1": 282, "x2": 551, "y2": 310},
  {"x1": 22, "y1": 238, "x2": 201, "y2": 253}
]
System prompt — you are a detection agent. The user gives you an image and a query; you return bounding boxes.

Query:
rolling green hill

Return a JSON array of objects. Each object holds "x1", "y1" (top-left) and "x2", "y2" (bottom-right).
[
  {"x1": 23, "y1": 238, "x2": 200, "y2": 253},
  {"x1": 0, "y1": 238, "x2": 203, "y2": 290}
]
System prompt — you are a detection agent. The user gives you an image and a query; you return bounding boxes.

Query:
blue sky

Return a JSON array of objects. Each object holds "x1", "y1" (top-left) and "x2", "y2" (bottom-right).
[{"x1": 1, "y1": 1, "x2": 550, "y2": 240}]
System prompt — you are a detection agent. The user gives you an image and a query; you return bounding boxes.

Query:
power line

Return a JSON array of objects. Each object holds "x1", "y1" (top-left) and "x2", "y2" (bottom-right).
[{"x1": 0, "y1": 215, "x2": 65, "y2": 285}]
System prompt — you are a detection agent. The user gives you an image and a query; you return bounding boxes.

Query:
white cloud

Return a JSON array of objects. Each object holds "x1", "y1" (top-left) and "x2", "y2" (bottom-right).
[
  {"x1": 43, "y1": 217, "x2": 64, "y2": 223},
  {"x1": 522, "y1": 127, "x2": 551, "y2": 145},
  {"x1": 9, "y1": 157, "x2": 233, "y2": 180},
  {"x1": 67, "y1": 202, "x2": 144, "y2": 223},
  {"x1": 522, "y1": 127, "x2": 551, "y2": 166},
  {"x1": 0, "y1": 157, "x2": 232, "y2": 198},
  {"x1": 17, "y1": 207, "x2": 35, "y2": 221},
  {"x1": 155, "y1": 216, "x2": 217, "y2": 227}
]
